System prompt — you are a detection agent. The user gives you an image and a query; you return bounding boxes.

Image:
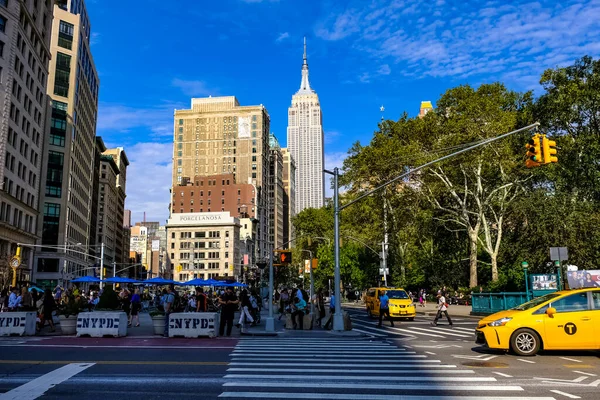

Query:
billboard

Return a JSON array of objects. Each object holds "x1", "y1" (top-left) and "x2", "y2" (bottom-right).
[
  {"x1": 567, "y1": 270, "x2": 600, "y2": 289},
  {"x1": 531, "y1": 274, "x2": 558, "y2": 291},
  {"x1": 151, "y1": 240, "x2": 160, "y2": 251}
]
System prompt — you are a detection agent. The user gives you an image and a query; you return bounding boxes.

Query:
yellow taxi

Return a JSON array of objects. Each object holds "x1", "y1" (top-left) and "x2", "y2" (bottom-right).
[
  {"x1": 365, "y1": 287, "x2": 416, "y2": 320},
  {"x1": 475, "y1": 288, "x2": 600, "y2": 356}
]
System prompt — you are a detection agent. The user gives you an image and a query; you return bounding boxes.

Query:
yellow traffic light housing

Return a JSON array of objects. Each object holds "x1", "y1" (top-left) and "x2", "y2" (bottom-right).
[
  {"x1": 542, "y1": 137, "x2": 558, "y2": 164},
  {"x1": 525, "y1": 134, "x2": 542, "y2": 168}
]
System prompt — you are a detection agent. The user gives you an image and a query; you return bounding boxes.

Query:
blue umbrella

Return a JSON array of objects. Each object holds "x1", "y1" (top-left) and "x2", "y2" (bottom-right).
[
  {"x1": 142, "y1": 277, "x2": 175, "y2": 285},
  {"x1": 28, "y1": 286, "x2": 44, "y2": 293},
  {"x1": 183, "y1": 278, "x2": 209, "y2": 286},
  {"x1": 230, "y1": 282, "x2": 248, "y2": 288},
  {"x1": 204, "y1": 279, "x2": 225, "y2": 286},
  {"x1": 71, "y1": 276, "x2": 101, "y2": 283},
  {"x1": 103, "y1": 276, "x2": 139, "y2": 284}
]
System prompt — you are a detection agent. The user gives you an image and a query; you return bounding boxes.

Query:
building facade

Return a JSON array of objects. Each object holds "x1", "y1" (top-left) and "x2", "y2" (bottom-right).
[
  {"x1": 103, "y1": 147, "x2": 129, "y2": 265},
  {"x1": 268, "y1": 134, "x2": 284, "y2": 249},
  {"x1": 419, "y1": 101, "x2": 433, "y2": 118},
  {"x1": 96, "y1": 154, "x2": 119, "y2": 276},
  {"x1": 166, "y1": 212, "x2": 242, "y2": 282},
  {"x1": 281, "y1": 147, "x2": 296, "y2": 248},
  {"x1": 286, "y1": 38, "x2": 324, "y2": 214},
  {"x1": 35, "y1": 0, "x2": 99, "y2": 286},
  {"x1": 0, "y1": 0, "x2": 54, "y2": 283},
  {"x1": 172, "y1": 96, "x2": 271, "y2": 262}
]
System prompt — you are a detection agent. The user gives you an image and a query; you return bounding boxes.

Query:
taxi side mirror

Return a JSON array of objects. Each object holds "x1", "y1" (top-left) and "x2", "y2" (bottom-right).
[{"x1": 546, "y1": 307, "x2": 556, "y2": 318}]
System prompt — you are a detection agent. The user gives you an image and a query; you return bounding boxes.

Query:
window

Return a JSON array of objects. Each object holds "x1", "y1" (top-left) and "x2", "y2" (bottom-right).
[
  {"x1": 592, "y1": 291, "x2": 600, "y2": 310},
  {"x1": 179, "y1": 119, "x2": 183, "y2": 125},
  {"x1": 0, "y1": 40, "x2": 4, "y2": 58},
  {"x1": 0, "y1": 14, "x2": 6, "y2": 33},
  {"x1": 58, "y1": 20, "x2": 74, "y2": 49},
  {"x1": 53, "y1": 53, "x2": 71, "y2": 97},
  {"x1": 551, "y1": 293, "x2": 590, "y2": 313}
]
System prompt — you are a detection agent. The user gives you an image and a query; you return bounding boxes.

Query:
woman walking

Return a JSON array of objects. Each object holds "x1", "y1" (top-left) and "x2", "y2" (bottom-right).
[
  {"x1": 236, "y1": 290, "x2": 254, "y2": 328},
  {"x1": 38, "y1": 289, "x2": 56, "y2": 332}
]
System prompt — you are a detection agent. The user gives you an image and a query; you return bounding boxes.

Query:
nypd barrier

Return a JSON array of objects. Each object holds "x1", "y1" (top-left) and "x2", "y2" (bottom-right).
[
  {"x1": 0, "y1": 312, "x2": 36, "y2": 336},
  {"x1": 76, "y1": 312, "x2": 128, "y2": 337},
  {"x1": 168, "y1": 312, "x2": 218, "y2": 338}
]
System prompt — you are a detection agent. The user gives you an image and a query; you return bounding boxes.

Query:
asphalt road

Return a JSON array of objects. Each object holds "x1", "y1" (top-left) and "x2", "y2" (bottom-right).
[{"x1": 0, "y1": 307, "x2": 598, "y2": 399}]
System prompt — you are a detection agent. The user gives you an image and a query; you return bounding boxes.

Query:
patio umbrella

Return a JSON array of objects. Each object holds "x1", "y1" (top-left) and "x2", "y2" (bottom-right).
[
  {"x1": 28, "y1": 286, "x2": 45, "y2": 293},
  {"x1": 71, "y1": 276, "x2": 101, "y2": 283},
  {"x1": 204, "y1": 279, "x2": 225, "y2": 286},
  {"x1": 229, "y1": 282, "x2": 248, "y2": 288},
  {"x1": 103, "y1": 276, "x2": 139, "y2": 284},
  {"x1": 142, "y1": 277, "x2": 175, "y2": 285},
  {"x1": 183, "y1": 278, "x2": 209, "y2": 286}
]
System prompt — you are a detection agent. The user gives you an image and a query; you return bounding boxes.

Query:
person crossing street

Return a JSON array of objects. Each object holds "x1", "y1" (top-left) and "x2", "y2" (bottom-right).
[
  {"x1": 431, "y1": 292, "x2": 453, "y2": 327},
  {"x1": 377, "y1": 290, "x2": 394, "y2": 327}
]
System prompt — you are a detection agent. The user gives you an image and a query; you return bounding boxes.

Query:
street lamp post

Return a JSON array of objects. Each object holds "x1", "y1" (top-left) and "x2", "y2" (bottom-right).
[
  {"x1": 301, "y1": 249, "x2": 314, "y2": 317},
  {"x1": 324, "y1": 167, "x2": 344, "y2": 331},
  {"x1": 265, "y1": 248, "x2": 275, "y2": 332},
  {"x1": 100, "y1": 242, "x2": 105, "y2": 289},
  {"x1": 522, "y1": 261, "x2": 530, "y2": 301}
]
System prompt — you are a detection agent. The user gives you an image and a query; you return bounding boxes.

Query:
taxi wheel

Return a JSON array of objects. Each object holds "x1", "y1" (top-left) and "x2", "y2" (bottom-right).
[{"x1": 510, "y1": 328, "x2": 541, "y2": 356}]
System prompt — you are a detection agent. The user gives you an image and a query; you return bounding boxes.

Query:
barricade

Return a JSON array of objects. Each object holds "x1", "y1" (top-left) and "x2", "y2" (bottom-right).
[
  {"x1": 77, "y1": 312, "x2": 128, "y2": 337},
  {"x1": 0, "y1": 312, "x2": 36, "y2": 336},
  {"x1": 168, "y1": 312, "x2": 218, "y2": 338}
]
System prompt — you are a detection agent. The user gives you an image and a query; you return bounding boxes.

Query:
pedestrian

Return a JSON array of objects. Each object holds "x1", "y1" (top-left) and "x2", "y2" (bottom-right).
[
  {"x1": 37, "y1": 289, "x2": 56, "y2": 332},
  {"x1": 431, "y1": 293, "x2": 453, "y2": 327},
  {"x1": 130, "y1": 289, "x2": 141, "y2": 327},
  {"x1": 236, "y1": 290, "x2": 254, "y2": 329},
  {"x1": 7, "y1": 287, "x2": 20, "y2": 311},
  {"x1": 422, "y1": 289, "x2": 427, "y2": 307},
  {"x1": 316, "y1": 288, "x2": 326, "y2": 327},
  {"x1": 20, "y1": 287, "x2": 33, "y2": 311},
  {"x1": 291, "y1": 296, "x2": 307, "y2": 330},
  {"x1": 196, "y1": 287, "x2": 208, "y2": 312},
  {"x1": 163, "y1": 286, "x2": 175, "y2": 336},
  {"x1": 249, "y1": 291, "x2": 260, "y2": 325},
  {"x1": 377, "y1": 289, "x2": 394, "y2": 327},
  {"x1": 219, "y1": 287, "x2": 239, "y2": 336},
  {"x1": 278, "y1": 288, "x2": 289, "y2": 320},
  {"x1": 323, "y1": 292, "x2": 336, "y2": 330}
]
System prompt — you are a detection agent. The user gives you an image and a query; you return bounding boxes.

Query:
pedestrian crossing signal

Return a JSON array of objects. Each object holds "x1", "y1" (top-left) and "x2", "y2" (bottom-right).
[{"x1": 279, "y1": 251, "x2": 292, "y2": 265}]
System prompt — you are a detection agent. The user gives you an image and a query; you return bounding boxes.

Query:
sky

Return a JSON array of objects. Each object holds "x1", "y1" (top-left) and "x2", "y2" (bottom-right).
[{"x1": 86, "y1": 0, "x2": 600, "y2": 225}]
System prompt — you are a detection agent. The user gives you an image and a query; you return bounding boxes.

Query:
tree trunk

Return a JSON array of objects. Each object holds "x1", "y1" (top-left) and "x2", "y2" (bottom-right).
[
  {"x1": 469, "y1": 229, "x2": 478, "y2": 288},
  {"x1": 491, "y1": 252, "x2": 498, "y2": 281}
]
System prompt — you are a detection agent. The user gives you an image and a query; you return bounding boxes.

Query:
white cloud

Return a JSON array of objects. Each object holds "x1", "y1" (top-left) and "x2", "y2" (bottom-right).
[
  {"x1": 324, "y1": 130, "x2": 341, "y2": 145},
  {"x1": 97, "y1": 102, "x2": 181, "y2": 135},
  {"x1": 171, "y1": 79, "x2": 218, "y2": 97},
  {"x1": 276, "y1": 32, "x2": 290, "y2": 42},
  {"x1": 315, "y1": 0, "x2": 600, "y2": 87},
  {"x1": 90, "y1": 32, "x2": 100, "y2": 46},
  {"x1": 124, "y1": 142, "x2": 173, "y2": 225}
]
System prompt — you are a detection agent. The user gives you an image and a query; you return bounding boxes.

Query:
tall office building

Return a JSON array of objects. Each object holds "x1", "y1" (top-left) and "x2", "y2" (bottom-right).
[
  {"x1": 281, "y1": 147, "x2": 295, "y2": 248},
  {"x1": 287, "y1": 38, "x2": 324, "y2": 214},
  {"x1": 103, "y1": 147, "x2": 128, "y2": 265},
  {"x1": 268, "y1": 134, "x2": 284, "y2": 249},
  {"x1": 33, "y1": 0, "x2": 99, "y2": 286},
  {"x1": 171, "y1": 96, "x2": 271, "y2": 266}
]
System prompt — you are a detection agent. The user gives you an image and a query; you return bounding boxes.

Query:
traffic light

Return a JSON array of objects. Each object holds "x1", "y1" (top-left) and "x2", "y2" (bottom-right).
[
  {"x1": 542, "y1": 136, "x2": 558, "y2": 164},
  {"x1": 525, "y1": 134, "x2": 542, "y2": 168},
  {"x1": 279, "y1": 250, "x2": 292, "y2": 265}
]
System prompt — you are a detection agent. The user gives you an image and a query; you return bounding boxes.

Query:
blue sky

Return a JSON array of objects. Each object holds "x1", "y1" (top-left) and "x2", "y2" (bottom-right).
[{"x1": 87, "y1": 0, "x2": 600, "y2": 224}]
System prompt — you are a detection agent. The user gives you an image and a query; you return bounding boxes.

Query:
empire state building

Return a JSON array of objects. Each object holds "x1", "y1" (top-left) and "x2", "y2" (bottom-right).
[{"x1": 287, "y1": 38, "x2": 325, "y2": 213}]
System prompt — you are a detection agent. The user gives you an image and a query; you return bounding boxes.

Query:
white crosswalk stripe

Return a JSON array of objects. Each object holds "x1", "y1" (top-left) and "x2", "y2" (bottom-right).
[{"x1": 219, "y1": 337, "x2": 554, "y2": 399}]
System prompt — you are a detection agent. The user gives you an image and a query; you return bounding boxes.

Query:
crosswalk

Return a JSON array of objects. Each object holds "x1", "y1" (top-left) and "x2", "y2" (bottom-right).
[
  {"x1": 218, "y1": 337, "x2": 556, "y2": 399},
  {"x1": 347, "y1": 310, "x2": 477, "y2": 340}
]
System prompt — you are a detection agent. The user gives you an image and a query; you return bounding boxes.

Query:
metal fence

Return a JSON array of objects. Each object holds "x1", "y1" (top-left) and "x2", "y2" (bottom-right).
[{"x1": 471, "y1": 292, "x2": 528, "y2": 314}]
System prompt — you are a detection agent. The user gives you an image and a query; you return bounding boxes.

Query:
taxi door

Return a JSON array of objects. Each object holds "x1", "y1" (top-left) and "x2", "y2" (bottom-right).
[
  {"x1": 373, "y1": 289, "x2": 382, "y2": 316},
  {"x1": 543, "y1": 292, "x2": 595, "y2": 349},
  {"x1": 592, "y1": 291, "x2": 600, "y2": 349}
]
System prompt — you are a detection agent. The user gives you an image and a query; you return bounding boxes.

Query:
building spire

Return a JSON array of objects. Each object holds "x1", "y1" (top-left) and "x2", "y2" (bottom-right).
[{"x1": 298, "y1": 36, "x2": 314, "y2": 94}]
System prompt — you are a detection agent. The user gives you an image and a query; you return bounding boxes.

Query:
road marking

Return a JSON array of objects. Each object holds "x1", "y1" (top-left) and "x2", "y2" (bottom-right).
[
  {"x1": 412, "y1": 327, "x2": 471, "y2": 338},
  {"x1": 0, "y1": 360, "x2": 228, "y2": 365},
  {"x1": 223, "y1": 374, "x2": 496, "y2": 382},
  {"x1": 492, "y1": 372, "x2": 513, "y2": 378},
  {"x1": 517, "y1": 358, "x2": 536, "y2": 364},
  {"x1": 453, "y1": 355, "x2": 498, "y2": 361},
  {"x1": 352, "y1": 328, "x2": 387, "y2": 337},
  {"x1": 229, "y1": 362, "x2": 455, "y2": 368},
  {"x1": 412, "y1": 344, "x2": 463, "y2": 349},
  {"x1": 350, "y1": 322, "x2": 419, "y2": 338},
  {"x1": 232, "y1": 353, "x2": 425, "y2": 358},
  {"x1": 0, "y1": 362, "x2": 93, "y2": 400},
  {"x1": 550, "y1": 390, "x2": 581, "y2": 399},
  {"x1": 559, "y1": 357, "x2": 582, "y2": 363},
  {"x1": 573, "y1": 370, "x2": 597, "y2": 376},
  {"x1": 0, "y1": 344, "x2": 236, "y2": 349},
  {"x1": 425, "y1": 351, "x2": 436, "y2": 355},
  {"x1": 222, "y1": 382, "x2": 524, "y2": 391},
  {"x1": 220, "y1": 393, "x2": 554, "y2": 399},
  {"x1": 226, "y1": 368, "x2": 475, "y2": 374}
]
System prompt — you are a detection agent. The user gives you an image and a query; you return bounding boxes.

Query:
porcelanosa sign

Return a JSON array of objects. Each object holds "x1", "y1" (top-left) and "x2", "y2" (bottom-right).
[{"x1": 170, "y1": 212, "x2": 235, "y2": 226}]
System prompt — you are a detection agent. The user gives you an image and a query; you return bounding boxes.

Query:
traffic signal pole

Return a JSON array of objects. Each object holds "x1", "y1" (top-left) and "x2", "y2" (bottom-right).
[{"x1": 265, "y1": 249, "x2": 275, "y2": 332}]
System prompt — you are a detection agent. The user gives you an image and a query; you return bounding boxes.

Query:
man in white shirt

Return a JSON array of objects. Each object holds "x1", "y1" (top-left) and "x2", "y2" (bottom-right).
[{"x1": 431, "y1": 293, "x2": 453, "y2": 327}]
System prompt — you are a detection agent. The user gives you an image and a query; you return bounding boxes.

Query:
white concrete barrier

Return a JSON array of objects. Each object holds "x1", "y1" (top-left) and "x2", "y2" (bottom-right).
[
  {"x1": 76, "y1": 312, "x2": 128, "y2": 337},
  {"x1": 168, "y1": 313, "x2": 218, "y2": 338},
  {"x1": 0, "y1": 312, "x2": 36, "y2": 336}
]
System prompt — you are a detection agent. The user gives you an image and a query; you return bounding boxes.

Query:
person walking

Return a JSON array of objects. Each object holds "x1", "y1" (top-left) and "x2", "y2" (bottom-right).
[
  {"x1": 323, "y1": 292, "x2": 336, "y2": 330},
  {"x1": 236, "y1": 290, "x2": 254, "y2": 329},
  {"x1": 38, "y1": 289, "x2": 56, "y2": 332},
  {"x1": 163, "y1": 286, "x2": 175, "y2": 336},
  {"x1": 377, "y1": 290, "x2": 394, "y2": 327},
  {"x1": 431, "y1": 293, "x2": 453, "y2": 327},
  {"x1": 278, "y1": 288, "x2": 289, "y2": 321},
  {"x1": 315, "y1": 288, "x2": 325, "y2": 327},
  {"x1": 219, "y1": 287, "x2": 238, "y2": 336},
  {"x1": 291, "y1": 296, "x2": 307, "y2": 330},
  {"x1": 130, "y1": 289, "x2": 141, "y2": 327}
]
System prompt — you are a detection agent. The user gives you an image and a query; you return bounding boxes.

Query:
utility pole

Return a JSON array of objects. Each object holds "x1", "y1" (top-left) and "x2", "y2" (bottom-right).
[
  {"x1": 113, "y1": 261, "x2": 116, "y2": 277},
  {"x1": 99, "y1": 242, "x2": 105, "y2": 288},
  {"x1": 265, "y1": 248, "x2": 275, "y2": 332}
]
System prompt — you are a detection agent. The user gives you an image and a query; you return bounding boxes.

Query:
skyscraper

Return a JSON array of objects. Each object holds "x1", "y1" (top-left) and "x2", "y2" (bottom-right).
[
  {"x1": 287, "y1": 38, "x2": 324, "y2": 214},
  {"x1": 34, "y1": 0, "x2": 100, "y2": 286}
]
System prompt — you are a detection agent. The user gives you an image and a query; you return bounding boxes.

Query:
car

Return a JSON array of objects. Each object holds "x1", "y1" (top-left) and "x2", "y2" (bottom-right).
[
  {"x1": 364, "y1": 287, "x2": 416, "y2": 320},
  {"x1": 475, "y1": 288, "x2": 600, "y2": 356}
]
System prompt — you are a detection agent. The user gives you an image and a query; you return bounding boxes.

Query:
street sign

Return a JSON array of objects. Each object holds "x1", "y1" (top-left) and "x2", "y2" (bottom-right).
[
  {"x1": 550, "y1": 247, "x2": 568, "y2": 261},
  {"x1": 379, "y1": 268, "x2": 389, "y2": 275}
]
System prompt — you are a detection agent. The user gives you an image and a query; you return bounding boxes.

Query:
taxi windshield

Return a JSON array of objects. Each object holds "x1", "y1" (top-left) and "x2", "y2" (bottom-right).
[
  {"x1": 386, "y1": 290, "x2": 409, "y2": 299},
  {"x1": 511, "y1": 293, "x2": 561, "y2": 311}
]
